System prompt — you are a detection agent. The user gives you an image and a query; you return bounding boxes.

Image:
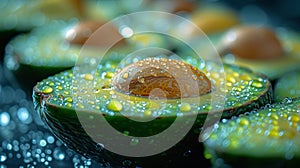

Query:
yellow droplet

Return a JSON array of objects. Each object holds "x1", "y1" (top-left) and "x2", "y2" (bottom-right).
[
  {"x1": 65, "y1": 102, "x2": 72, "y2": 108},
  {"x1": 180, "y1": 103, "x2": 191, "y2": 112},
  {"x1": 289, "y1": 114, "x2": 300, "y2": 123},
  {"x1": 238, "y1": 117, "x2": 249, "y2": 126},
  {"x1": 240, "y1": 74, "x2": 251, "y2": 81},
  {"x1": 122, "y1": 72, "x2": 129, "y2": 79},
  {"x1": 56, "y1": 86, "x2": 63, "y2": 90},
  {"x1": 270, "y1": 113, "x2": 279, "y2": 120},
  {"x1": 144, "y1": 110, "x2": 152, "y2": 116},
  {"x1": 65, "y1": 97, "x2": 73, "y2": 103},
  {"x1": 251, "y1": 80, "x2": 263, "y2": 88},
  {"x1": 105, "y1": 72, "x2": 114, "y2": 78},
  {"x1": 229, "y1": 139, "x2": 239, "y2": 149},
  {"x1": 42, "y1": 86, "x2": 53, "y2": 94},
  {"x1": 269, "y1": 129, "x2": 279, "y2": 138},
  {"x1": 107, "y1": 100, "x2": 123, "y2": 112},
  {"x1": 226, "y1": 82, "x2": 232, "y2": 87},
  {"x1": 83, "y1": 73, "x2": 94, "y2": 81},
  {"x1": 233, "y1": 72, "x2": 239, "y2": 77},
  {"x1": 76, "y1": 103, "x2": 84, "y2": 109},
  {"x1": 49, "y1": 82, "x2": 55, "y2": 86},
  {"x1": 226, "y1": 75, "x2": 236, "y2": 83}
]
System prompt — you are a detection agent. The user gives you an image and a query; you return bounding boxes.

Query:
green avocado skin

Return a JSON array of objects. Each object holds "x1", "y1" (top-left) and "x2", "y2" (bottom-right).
[
  {"x1": 8, "y1": 63, "x2": 69, "y2": 94},
  {"x1": 34, "y1": 93, "x2": 211, "y2": 168},
  {"x1": 32, "y1": 84, "x2": 273, "y2": 168}
]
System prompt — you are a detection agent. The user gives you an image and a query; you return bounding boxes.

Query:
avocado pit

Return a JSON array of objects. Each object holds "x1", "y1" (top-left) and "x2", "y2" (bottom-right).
[
  {"x1": 65, "y1": 21, "x2": 126, "y2": 47},
  {"x1": 111, "y1": 58, "x2": 212, "y2": 99},
  {"x1": 219, "y1": 26, "x2": 284, "y2": 60}
]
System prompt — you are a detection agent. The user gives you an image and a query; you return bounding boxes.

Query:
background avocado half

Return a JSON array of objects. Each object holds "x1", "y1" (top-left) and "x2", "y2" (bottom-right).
[
  {"x1": 4, "y1": 19, "x2": 169, "y2": 93},
  {"x1": 204, "y1": 97, "x2": 300, "y2": 168},
  {"x1": 33, "y1": 56, "x2": 272, "y2": 167},
  {"x1": 221, "y1": 26, "x2": 300, "y2": 81}
]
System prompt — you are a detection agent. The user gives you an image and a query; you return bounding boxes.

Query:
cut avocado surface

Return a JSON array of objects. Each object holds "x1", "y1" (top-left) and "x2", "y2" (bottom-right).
[
  {"x1": 274, "y1": 71, "x2": 300, "y2": 102},
  {"x1": 204, "y1": 98, "x2": 300, "y2": 168},
  {"x1": 33, "y1": 57, "x2": 272, "y2": 167}
]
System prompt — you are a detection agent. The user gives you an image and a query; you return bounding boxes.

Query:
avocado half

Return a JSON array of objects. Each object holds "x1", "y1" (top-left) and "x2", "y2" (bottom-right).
[
  {"x1": 221, "y1": 28, "x2": 300, "y2": 81},
  {"x1": 204, "y1": 97, "x2": 300, "y2": 168},
  {"x1": 4, "y1": 19, "x2": 168, "y2": 92},
  {"x1": 33, "y1": 56, "x2": 272, "y2": 167}
]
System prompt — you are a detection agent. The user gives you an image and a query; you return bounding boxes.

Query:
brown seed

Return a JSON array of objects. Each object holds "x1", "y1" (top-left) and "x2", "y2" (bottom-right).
[
  {"x1": 65, "y1": 21, "x2": 126, "y2": 47},
  {"x1": 112, "y1": 58, "x2": 212, "y2": 99},
  {"x1": 171, "y1": 0, "x2": 197, "y2": 13},
  {"x1": 219, "y1": 26, "x2": 284, "y2": 60}
]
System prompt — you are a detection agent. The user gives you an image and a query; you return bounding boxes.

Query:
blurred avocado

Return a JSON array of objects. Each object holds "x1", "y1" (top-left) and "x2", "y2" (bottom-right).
[
  {"x1": 204, "y1": 97, "x2": 300, "y2": 168},
  {"x1": 219, "y1": 25, "x2": 300, "y2": 81}
]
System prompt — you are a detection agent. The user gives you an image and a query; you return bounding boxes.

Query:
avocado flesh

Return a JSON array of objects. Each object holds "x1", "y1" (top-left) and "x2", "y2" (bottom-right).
[
  {"x1": 204, "y1": 98, "x2": 300, "y2": 168},
  {"x1": 222, "y1": 29, "x2": 300, "y2": 81},
  {"x1": 274, "y1": 71, "x2": 300, "y2": 102},
  {"x1": 33, "y1": 59, "x2": 272, "y2": 167}
]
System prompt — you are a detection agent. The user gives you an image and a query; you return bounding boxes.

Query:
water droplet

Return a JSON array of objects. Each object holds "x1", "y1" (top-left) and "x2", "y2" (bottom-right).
[
  {"x1": 17, "y1": 107, "x2": 30, "y2": 124},
  {"x1": 6, "y1": 144, "x2": 12, "y2": 150},
  {"x1": 47, "y1": 136, "x2": 55, "y2": 144},
  {"x1": 183, "y1": 150, "x2": 192, "y2": 157},
  {"x1": 122, "y1": 72, "x2": 129, "y2": 79},
  {"x1": 123, "y1": 160, "x2": 132, "y2": 166},
  {"x1": 42, "y1": 86, "x2": 53, "y2": 94},
  {"x1": 0, "y1": 153, "x2": 7, "y2": 162},
  {"x1": 0, "y1": 112, "x2": 10, "y2": 126},
  {"x1": 53, "y1": 148, "x2": 65, "y2": 160},
  {"x1": 238, "y1": 117, "x2": 249, "y2": 126},
  {"x1": 138, "y1": 77, "x2": 145, "y2": 83},
  {"x1": 180, "y1": 103, "x2": 191, "y2": 112},
  {"x1": 250, "y1": 80, "x2": 263, "y2": 88},
  {"x1": 39, "y1": 140, "x2": 47, "y2": 147},
  {"x1": 120, "y1": 26, "x2": 134, "y2": 38},
  {"x1": 283, "y1": 97, "x2": 293, "y2": 104},
  {"x1": 130, "y1": 138, "x2": 139, "y2": 146},
  {"x1": 107, "y1": 100, "x2": 123, "y2": 112},
  {"x1": 82, "y1": 73, "x2": 94, "y2": 81}
]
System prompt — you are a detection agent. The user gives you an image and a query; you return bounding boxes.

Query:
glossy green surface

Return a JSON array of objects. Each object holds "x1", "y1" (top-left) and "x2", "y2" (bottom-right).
[
  {"x1": 34, "y1": 59, "x2": 271, "y2": 118},
  {"x1": 204, "y1": 98, "x2": 300, "y2": 167},
  {"x1": 274, "y1": 71, "x2": 300, "y2": 102}
]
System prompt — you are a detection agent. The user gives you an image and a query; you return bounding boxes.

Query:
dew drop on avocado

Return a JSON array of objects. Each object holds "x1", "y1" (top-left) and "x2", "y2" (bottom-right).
[
  {"x1": 105, "y1": 72, "x2": 114, "y2": 79},
  {"x1": 180, "y1": 103, "x2": 191, "y2": 112},
  {"x1": 82, "y1": 73, "x2": 94, "y2": 81},
  {"x1": 107, "y1": 100, "x2": 123, "y2": 112},
  {"x1": 250, "y1": 80, "x2": 263, "y2": 88},
  {"x1": 42, "y1": 86, "x2": 53, "y2": 94}
]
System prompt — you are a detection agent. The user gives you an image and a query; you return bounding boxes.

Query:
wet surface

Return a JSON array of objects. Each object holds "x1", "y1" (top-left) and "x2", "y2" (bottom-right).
[{"x1": 0, "y1": 63, "x2": 106, "y2": 168}]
